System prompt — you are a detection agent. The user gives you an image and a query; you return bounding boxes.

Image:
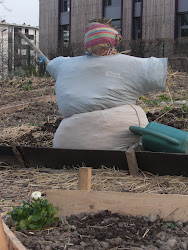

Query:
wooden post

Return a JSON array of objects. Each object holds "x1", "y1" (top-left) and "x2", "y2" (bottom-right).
[
  {"x1": 126, "y1": 148, "x2": 139, "y2": 176},
  {"x1": 0, "y1": 214, "x2": 8, "y2": 250},
  {"x1": 78, "y1": 167, "x2": 92, "y2": 191}
]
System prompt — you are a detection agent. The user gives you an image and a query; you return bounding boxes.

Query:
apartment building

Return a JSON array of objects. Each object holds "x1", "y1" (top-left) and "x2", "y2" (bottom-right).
[
  {"x1": 0, "y1": 21, "x2": 39, "y2": 79},
  {"x1": 39, "y1": 0, "x2": 188, "y2": 58}
]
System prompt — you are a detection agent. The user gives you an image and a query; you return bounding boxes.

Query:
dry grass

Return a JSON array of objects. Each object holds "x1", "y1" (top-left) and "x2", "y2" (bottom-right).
[
  {"x1": 0, "y1": 124, "x2": 54, "y2": 147},
  {"x1": 0, "y1": 165, "x2": 187, "y2": 213}
]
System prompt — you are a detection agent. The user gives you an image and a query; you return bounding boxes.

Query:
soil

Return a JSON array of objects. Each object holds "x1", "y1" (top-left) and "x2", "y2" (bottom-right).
[
  {"x1": 0, "y1": 74, "x2": 188, "y2": 249},
  {"x1": 0, "y1": 102, "x2": 63, "y2": 147},
  {"x1": 146, "y1": 108, "x2": 188, "y2": 130},
  {"x1": 12, "y1": 210, "x2": 188, "y2": 250},
  {"x1": 0, "y1": 73, "x2": 187, "y2": 147},
  {"x1": 0, "y1": 77, "x2": 55, "y2": 107}
]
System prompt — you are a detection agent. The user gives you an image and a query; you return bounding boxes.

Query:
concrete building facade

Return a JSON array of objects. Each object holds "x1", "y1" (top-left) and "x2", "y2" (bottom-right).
[
  {"x1": 0, "y1": 21, "x2": 39, "y2": 79},
  {"x1": 39, "y1": 0, "x2": 188, "y2": 58}
]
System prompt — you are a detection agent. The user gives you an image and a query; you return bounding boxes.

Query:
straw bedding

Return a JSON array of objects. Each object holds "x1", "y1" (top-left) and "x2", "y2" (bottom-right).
[{"x1": 0, "y1": 165, "x2": 187, "y2": 213}]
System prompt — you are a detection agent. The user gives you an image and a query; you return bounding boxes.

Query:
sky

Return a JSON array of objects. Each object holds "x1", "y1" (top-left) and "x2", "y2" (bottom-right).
[{"x1": 0, "y1": 0, "x2": 39, "y2": 27}]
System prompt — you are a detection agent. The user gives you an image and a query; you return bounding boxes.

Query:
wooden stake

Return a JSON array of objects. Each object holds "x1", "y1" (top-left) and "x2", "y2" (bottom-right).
[
  {"x1": 18, "y1": 31, "x2": 50, "y2": 65},
  {"x1": 126, "y1": 148, "x2": 139, "y2": 176},
  {"x1": 78, "y1": 167, "x2": 92, "y2": 191},
  {"x1": 0, "y1": 214, "x2": 8, "y2": 250}
]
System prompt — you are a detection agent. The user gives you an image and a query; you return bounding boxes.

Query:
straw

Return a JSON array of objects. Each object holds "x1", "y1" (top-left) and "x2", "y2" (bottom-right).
[{"x1": 0, "y1": 166, "x2": 187, "y2": 213}]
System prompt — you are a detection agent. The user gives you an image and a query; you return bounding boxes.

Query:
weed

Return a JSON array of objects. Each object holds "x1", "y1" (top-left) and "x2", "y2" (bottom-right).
[
  {"x1": 159, "y1": 94, "x2": 171, "y2": 102},
  {"x1": 22, "y1": 81, "x2": 32, "y2": 91},
  {"x1": 28, "y1": 123, "x2": 41, "y2": 127},
  {"x1": 181, "y1": 104, "x2": 188, "y2": 113},
  {"x1": 139, "y1": 95, "x2": 147, "y2": 101},
  {"x1": 161, "y1": 105, "x2": 172, "y2": 112},
  {"x1": 145, "y1": 99, "x2": 159, "y2": 107}
]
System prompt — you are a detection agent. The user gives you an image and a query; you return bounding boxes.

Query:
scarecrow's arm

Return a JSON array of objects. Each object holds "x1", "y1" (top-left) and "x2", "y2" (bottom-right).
[{"x1": 18, "y1": 31, "x2": 50, "y2": 66}]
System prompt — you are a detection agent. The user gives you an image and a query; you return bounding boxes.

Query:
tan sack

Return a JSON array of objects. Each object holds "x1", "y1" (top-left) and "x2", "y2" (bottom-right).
[{"x1": 53, "y1": 105, "x2": 148, "y2": 151}]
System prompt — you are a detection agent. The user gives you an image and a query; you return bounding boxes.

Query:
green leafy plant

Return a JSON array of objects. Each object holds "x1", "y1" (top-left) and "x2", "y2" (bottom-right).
[
  {"x1": 145, "y1": 99, "x2": 159, "y2": 107},
  {"x1": 161, "y1": 105, "x2": 172, "y2": 112},
  {"x1": 8, "y1": 192, "x2": 59, "y2": 231},
  {"x1": 166, "y1": 222, "x2": 176, "y2": 229},
  {"x1": 181, "y1": 104, "x2": 188, "y2": 113},
  {"x1": 139, "y1": 95, "x2": 148, "y2": 101},
  {"x1": 159, "y1": 94, "x2": 171, "y2": 102},
  {"x1": 21, "y1": 81, "x2": 32, "y2": 91}
]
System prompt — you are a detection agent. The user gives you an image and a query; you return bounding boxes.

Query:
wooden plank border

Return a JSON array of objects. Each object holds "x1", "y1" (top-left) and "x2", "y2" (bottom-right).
[
  {"x1": 0, "y1": 214, "x2": 8, "y2": 250},
  {"x1": 0, "y1": 95, "x2": 56, "y2": 115},
  {"x1": 0, "y1": 146, "x2": 188, "y2": 176},
  {"x1": 2, "y1": 222, "x2": 26, "y2": 250},
  {"x1": 47, "y1": 190, "x2": 188, "y2": 222}
]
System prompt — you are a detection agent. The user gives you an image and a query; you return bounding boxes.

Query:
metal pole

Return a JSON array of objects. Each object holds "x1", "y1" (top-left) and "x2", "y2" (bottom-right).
[
  {"x1": 28, "y1": 45, "x2": 31, "y2": 73},
  {"x1": 1, "y1": 29, "x2": 7, "y2": 80},
  {"x1": 1, "y1": 32, "x2": 3, "y2": 79}
]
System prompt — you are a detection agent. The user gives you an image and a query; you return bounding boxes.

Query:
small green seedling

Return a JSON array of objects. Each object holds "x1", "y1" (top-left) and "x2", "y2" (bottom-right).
[{"x1": 8, "y1": 191, "x2": 59, "y2": 230}]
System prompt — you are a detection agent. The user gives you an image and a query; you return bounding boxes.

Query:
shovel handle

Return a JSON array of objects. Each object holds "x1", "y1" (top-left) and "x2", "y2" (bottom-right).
[{"x1": 129, "y1": 126, "x2": 180, "y2": 145}]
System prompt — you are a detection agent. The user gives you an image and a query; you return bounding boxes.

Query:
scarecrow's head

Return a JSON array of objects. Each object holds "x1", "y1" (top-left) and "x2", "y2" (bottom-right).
[{"x1": 84, "y1": 19, "x2": 121, "y2": 56}]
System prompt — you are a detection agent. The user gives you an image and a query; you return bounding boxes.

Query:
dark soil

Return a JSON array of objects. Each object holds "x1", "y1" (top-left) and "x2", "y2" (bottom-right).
[
  {"x1": 14, "y1": 210, "x2": 188, "y2": 250},
  {"x1": 147, "y1": 108, "x2": 188, "y2": 130},
  {"x1": 0, "y1": 77, "x2": 55, "y2": 107},
  {"x1": 13, "y1": 119, "x2": 62, "y2": 147},
  {"x1": 0, "y1": 102, "x2": 63, "y2": 147},
  {"x1": 0, "y1": 74, "x2": 187, "y2": 148},
  {"x1": 0, "y1": 102, "x2": 61, "y2": 128},
  {"x1": 41, "y1": 118, "x2": 62, "y2": 133}
]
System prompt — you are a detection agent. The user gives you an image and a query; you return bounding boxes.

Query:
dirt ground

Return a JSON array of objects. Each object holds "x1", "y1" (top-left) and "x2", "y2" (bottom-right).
[
  {"x1": 0, "y1": 73, "x2": 187, "y2": 147},
  {"x1": 0, "y1": 73, "x2": 188, "y2": 249},
  {"x1": 10, "y1": 210, "x2": 187, "y2": 250}
]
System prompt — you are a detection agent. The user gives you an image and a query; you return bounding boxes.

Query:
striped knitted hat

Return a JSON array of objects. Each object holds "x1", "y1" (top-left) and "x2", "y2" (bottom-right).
[{"x1": 84, "y1": 22, "x2": 121, "y2": 56}]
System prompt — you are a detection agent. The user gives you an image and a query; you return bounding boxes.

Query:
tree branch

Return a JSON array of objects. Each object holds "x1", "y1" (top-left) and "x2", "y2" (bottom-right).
[{"x1": 0, "y1": 0, "x2": 11, "y2": 12}]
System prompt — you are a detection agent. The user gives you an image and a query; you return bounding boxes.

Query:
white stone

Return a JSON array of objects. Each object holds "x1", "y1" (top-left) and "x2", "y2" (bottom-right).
[
  {"x1": 148, "y1": 213, "x2": 158, "y2": 222},
  {"x1": 180, "y1": 242, "x2": 187, "y2": 250},
  {"x1": 167, "y1": 238, "x2": 177, "y2": 248},
  {"x1": 175, "y1": 220, "x2": 183, "y2": 228},
  {"x1": 174, "y1": 100, "x2": 187, "y2": 105},
  {"x1": 160, "y1": 101, "x2": 167, "y2": 106},
  {"x1": 156, "y1": 231, "x2": 167, "y2": 241}
]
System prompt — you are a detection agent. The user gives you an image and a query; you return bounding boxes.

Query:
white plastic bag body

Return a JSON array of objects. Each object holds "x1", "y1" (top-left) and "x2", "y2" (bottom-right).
[
  {"x1": 47, "y1": 54, "x2": 167, "y2": 118},
  {"x1": 53, "y1": 105, "x2": 148, "y2": 151}
]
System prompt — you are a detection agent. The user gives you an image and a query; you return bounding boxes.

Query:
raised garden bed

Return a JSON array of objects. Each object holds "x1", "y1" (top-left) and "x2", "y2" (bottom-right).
[
  {"x1": 1, "y1": 168, "x2": 188, "y2": 249},
  {"x1": 1, "y1": 146, "x2": 188, "y2": 176}
]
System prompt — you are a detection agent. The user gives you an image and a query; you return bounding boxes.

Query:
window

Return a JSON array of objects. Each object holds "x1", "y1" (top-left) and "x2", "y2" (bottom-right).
[
  {"x1": 25, "y1": 28, "x2": 29, "y2": 34},
  {"x1": 14, "y1": 27, "x2": 22, "y2": 33},
  {"x1": 61, "y1": 0, "x2": 70, "y2": 12},
  {"x1": 133, "y1": 17, "x2": 141, "y2": 39},
  {"x1": 22, "y1": 39, "x2": 28, "y2": 45},
  {"x1": 134, "y1": 0, "x2": 141, "y2": 2},
  {"x1": 105, "y1": 0, "x2": 111, "y2": 6},
  {"x1": 179, "y1": 13, "x2": 188, "y2": 37},
  {"x1": 27, "y1": 34, "x2": 34, "y2": 40},
  {"x1": 60, "y1": 25, "x2": 69, "y2": 46},
  {"x1": 8, "y1": 27, "x2": 13, "y2": 33},
  {"x1": 21, "y1": 49, "x2": 27, "y2": 56},
  {"x1": 105, "y1": 0, "x2": 121, "y2": 7}
]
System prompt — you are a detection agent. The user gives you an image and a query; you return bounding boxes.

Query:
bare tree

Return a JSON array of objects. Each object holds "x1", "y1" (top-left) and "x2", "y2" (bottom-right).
[{"x1": 0, "y1": 0, "x2": 11, "y2": 12}]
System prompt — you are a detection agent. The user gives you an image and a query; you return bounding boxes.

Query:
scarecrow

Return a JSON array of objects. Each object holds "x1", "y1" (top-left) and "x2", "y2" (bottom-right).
[{"x1": 45, "y1": 19, "x2": 167, "y2": 150}]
